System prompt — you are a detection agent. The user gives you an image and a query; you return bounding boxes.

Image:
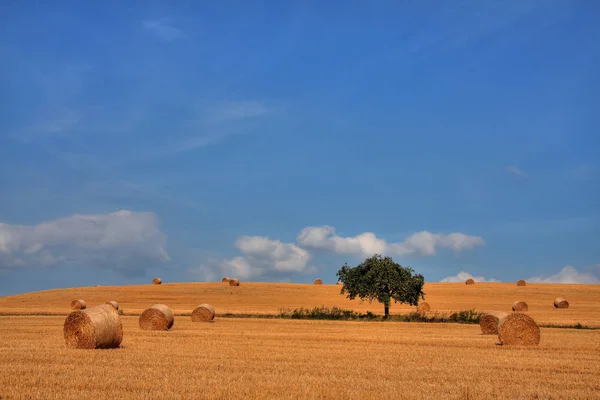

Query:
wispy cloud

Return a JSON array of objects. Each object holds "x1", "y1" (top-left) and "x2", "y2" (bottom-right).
[
  {"x1": 297, "y1": 226, "x2": 485, "y2": 258},
  {"x1": 142, "y1": 20, "x2": 187, "y2": 42},
  {"x1": 0, "y1": 210, "x2": 169, "y2": 275},
  {"x1": 440, "y1": 271, "x2": 499, "y2": 283},
  {"x1": 528, "y1": 265, "x2": 600, "y2": 284},
  {"x1": 506, "y1": 165, "x2": 526, "y2": 177}
]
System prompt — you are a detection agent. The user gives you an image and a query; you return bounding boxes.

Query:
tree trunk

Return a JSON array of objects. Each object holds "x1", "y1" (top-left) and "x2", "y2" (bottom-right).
[{"x1": 384, "y1": 304, "x2": 390, "y2": 319}]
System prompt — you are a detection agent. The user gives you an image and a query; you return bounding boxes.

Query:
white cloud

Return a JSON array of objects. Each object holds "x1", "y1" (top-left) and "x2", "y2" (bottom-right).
[
  {"x1": 142, "y1": 20, "x2": 187, "y2": 42},
  {"x1": 440, "y1": 271, "x2": 499, "y2": 283},
  {"x1": 506, "y1": 165, "x2": 526, "y2": 177},
  {"x1": 0, "y1": 210, "x2": 169, "y2": 274},
  {"x1": 297, "y1": 226, "x2": 485, "y2": 258},
  {"x1": 191, "y1": 235, "x2": 312, "y2": 280},
  {"x1": 528, "y1": 266, "x2": 600, "y2": 284}
]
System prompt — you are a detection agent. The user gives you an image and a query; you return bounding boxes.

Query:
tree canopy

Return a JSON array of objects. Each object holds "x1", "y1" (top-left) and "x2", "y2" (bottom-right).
[{"x1": 336, "y1": 254, "x2": 425, "y2": 318}]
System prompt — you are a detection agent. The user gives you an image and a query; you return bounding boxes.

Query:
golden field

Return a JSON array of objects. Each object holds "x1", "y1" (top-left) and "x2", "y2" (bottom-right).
[
  {"x1": 1, "y1": 282, "x2": 599, "y2": 399},
  {"x1": 1, "y1": 316, "x2": 599, "y2": 399},
  {"x1": 1, "y1": 282, "x2": 599, "y2": 326}
]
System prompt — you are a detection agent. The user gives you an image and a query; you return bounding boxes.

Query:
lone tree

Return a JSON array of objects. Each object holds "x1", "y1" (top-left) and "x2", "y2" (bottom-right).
[{"x1": 336, "y1": 254, "x2": 425, "y2": 318}]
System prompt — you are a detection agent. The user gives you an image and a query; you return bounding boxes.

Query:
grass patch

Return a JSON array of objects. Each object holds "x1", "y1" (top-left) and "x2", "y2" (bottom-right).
[{"x1": 539, "y1": 322, "x2": 596, "y2": 330}]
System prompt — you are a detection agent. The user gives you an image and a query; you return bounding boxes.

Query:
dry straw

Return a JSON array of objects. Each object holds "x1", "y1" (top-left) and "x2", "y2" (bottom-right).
[
  {"x1": 191, "y1": 303, "x2": 215, "y2": 322},
  {"x1": 63, "y1": 304, "x2": 123, "y2": 349},
  {"x1": 229, "y1": 278, "x2": 240, "y2": 286},
  {"x1": 221, "y1": 277, "x2": 230, "y2": 283},
  {"x1": 465, "y1": 278, "x2": 475, "y2": 285},
  {"x1": 70, "y1": 299, "x2": 87, "y2": 311},
  {"x1": 106, "y1": 301, "x2": 119, "y2": 311},
  {"x1": 139, "y1": 304, "x2": 174, "y2": 331},
  {"x1": 517, "y1": 280, "x2": 526, "y2": 286},
  {"x1": 480, "y1": 311, "x2": 507, "y2": 335},
  {"x1": 512, "y1": 301, "x2": 528, "y2": 312},
  {"x1": 417, "y1": 302, "x2": 431, "y2": 314},
  {"x1": 497, "y1": 312, "x2": 540, "y2": 346},
  {"x1": 314, "y1": 278, "x2": 323, "y2": 285},
  {"x1": 554, "y1": 298, "x2": 569, "y2": 308}
]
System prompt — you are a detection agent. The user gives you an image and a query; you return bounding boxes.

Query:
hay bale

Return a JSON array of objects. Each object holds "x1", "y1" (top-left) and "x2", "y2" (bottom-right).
[
  {"x1": 336, "y1": 281, "x2": 342, "y2": 285},
  {"x1": 314, "y1": 278, "x2": 323, "y2": 285},
  {"x1": 70, "y1": 299, "x2": 87, "y2": 311},
  {"x1": 152, "y1": 277, "x2": 162, "y2": 285},
  {"x1": 417, "y1": 302, "x2": 431, "y2": 314},
  {"x1": 498, "y1": 312, "x2": 540, "y2": 346},
  {"x1": 465, "y1": 278, "x2": 475, "y2": 285},
  {"x1": 517, "y1": 280, "x2": 526, "y2": 286},
  {"x1": 191, "y1": 303, "x2": 215, "y2": 322},
  {"x1": 106, "y1": 301, "x2": 119, "y2": 311},
  {"x1": 554, "y1": 298, "x2": 569, "y2": 308},
  {"x1": 512, "y1": 301, "x2": 528, "y2": 312},
  {"x1": 480, "y1": 311, "x2": 507, "y2": 335},
  {"x1": 63, "y1": 304, "x2": 123, "y2": 349},
  {"x1": 229, "y1": 278, "x2": 240, "y2": 286},
  {"x1": 221, "y1": 277, "x2": 230, "y2": 283},
  {"x1": 139, "y1": 304, "x2": 174, "y2": 331}
]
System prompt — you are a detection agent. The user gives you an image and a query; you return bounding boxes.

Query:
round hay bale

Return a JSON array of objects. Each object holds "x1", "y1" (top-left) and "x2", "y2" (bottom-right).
[
  {"x1": 554, "y1": 298, "x2": 569, "y2": 308},
  {"x1": 517, "y1": 280, "x2": 526, "y2": 286},
  {"x1": 512, "y1": 301, "x2": 528, "y2": 312},
  {"x1": 336, "y1": 281, "x2": 342, "y2": 285},
  {"x1": 480, "y1": 311, "x2": 507, "y2": 335},
  {"x1": 314, "y1": 278, "x2": 323, "y2": 285},
  {"x1": 139, "y1": 304, "x2": 174, "y2": 331},
  {"x1": 229, "y1": 278, "x2": 240, "y2": 286},
  {"x1": 416, "y1": 302, "x2": 431, "y2": 314},
  {"x1": 63, "y1": 304, "x2": 123, "y2": 349},
  {"x1": 152, "y1": 277, "x2": 162, "y2": 285},
  {"x1": 465, "y1": 278, "x2": 475, "y2": 285},
  {"x1": 106, "y1": 301, "x2": 119, "y2": 311},
  {"x1": 70, "y1": 299, "x2": 87, "y2": 311},
  {"x1": 221, "y1": 277, "x2": 230, "y2": 283},
  {"x1": 498, "y1": 313, "x2": 540, "y2": 346},
  {"x1": 191, "y1": 303, "x2": 215, "y2": 322}
]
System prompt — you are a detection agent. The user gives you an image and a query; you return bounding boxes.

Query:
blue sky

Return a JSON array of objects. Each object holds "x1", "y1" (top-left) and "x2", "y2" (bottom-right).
[{"x1": 1, "y1": 1, "x2": 599, "y2": 296}]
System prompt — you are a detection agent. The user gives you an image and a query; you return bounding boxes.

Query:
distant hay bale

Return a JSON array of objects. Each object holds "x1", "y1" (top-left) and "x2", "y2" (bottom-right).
[
  {"x1": 139, "y1": 304, "x2": 174, "y2": 331},
  {"x1": 314, "y1": 278, "x2": 323, "y2": 285},
  {"x1": 229, "y1": 278, "x2": 240, "y2": 286},
  {"x1": 498, "y1": 312, "x2": 540, "y2": 346},
  {"x1": 554, "y1": 298, "x2": 569, "y2": 308},
  {"x1": 517, "y1": 280, "x2": 526, "y2": 286},
  {"x1": 465, "y1": 278, "x2": 475, "y2": 285},
  {"x1": 480, "y1": 311, "x2": 508, "y2": 335},
  {"x1": 417, "y1": 302, "x2": 431, "y2": 314},
  {"x1": 152, "y1": 277, "x2": 162, "y2": 285},
  {"x1": 63, "y1": 304, "x2": 123, "y2": 349},
  {"x1": 106, "y1": 301, "x2": 119, "y2": 311},
  {"x1": 191, "y1": 304, "x2": 215, "y2": 322},
  {"x1": 221, "y1": 277, "x2": 230, "y2": 283},
  {"x1": 70, "y1": 299, "x2": 87, "y2": 311},
  {"x1": 512, "y1": 301, "x2": 528, "y2": 312},
  {"x1": 336, "y1": 281, "x2": 342, "y2": 285}
]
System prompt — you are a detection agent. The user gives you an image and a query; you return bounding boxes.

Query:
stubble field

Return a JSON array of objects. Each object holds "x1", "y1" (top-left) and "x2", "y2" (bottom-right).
[{"x1": 1, "y1": 282, "x2": 599, "y2": 399}]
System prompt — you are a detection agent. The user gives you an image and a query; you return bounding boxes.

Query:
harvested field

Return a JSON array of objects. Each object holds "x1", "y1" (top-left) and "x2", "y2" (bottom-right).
[
  {"x1": 1, "y1": 283, "x2": 599, "y2": 327},
  {"x1": 0, "y1": 316, "x2": 599, "y2": 399}
]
